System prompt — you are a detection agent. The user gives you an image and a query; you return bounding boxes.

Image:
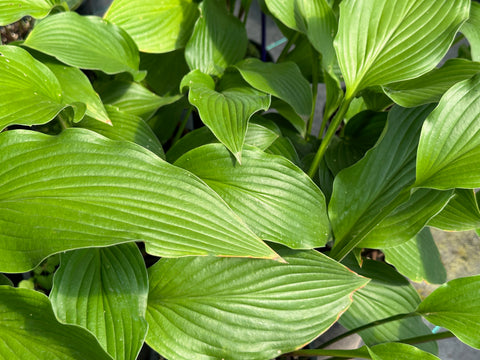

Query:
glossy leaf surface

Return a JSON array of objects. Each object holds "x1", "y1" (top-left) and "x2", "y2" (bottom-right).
[
  {"x1": 104, "y1": 0, "x2": 198, "y2": 53},
  {"x1": 417, "y1": 275, "x2": 480, "y2": 349},
  {"x1": 185, "y1": 0, "x2": 247, "y2": 76},
  {"x1": 24, "y1": 12, "x2": 144, "y2": 81},
  {"x1": 0, "y1": 45, "x2": 64, "y2": 130},
  {"x1": 0, "y1": 0, "x2": 60, "y2": 25},
  {"x1": 416, "y1": 74, "x2": 480, "y2": 189},
  {"x1": 369, "y1": 343, "x2": 440, "y2": 360},
  {"x1": 335, "y1": 0, "x2": 469, "y2": 97},
  {"x1": 50, "y1": 243, "x2": 148, "y2": 360},
  {"x1": 382, "y1": 227, "x2": 446, "y2": 284},
  {"x1": 146, "y1": 247, "x2": 368, "y2": 360},
  {"x1": 175, "y1": 144, "x2": 330, "y2": 249},
  {"x1": 0, "y1": 286, "x2": 112, "y2": 359},
  {"x1": 461, "y1": 2, "x2": 480, "y2": 61},
  {"x1": 181, "y1": 70, "x2": 270, "y2": 161},
  {"x1": 0, "y1": 129, "x2": 278, "y2": 272}
]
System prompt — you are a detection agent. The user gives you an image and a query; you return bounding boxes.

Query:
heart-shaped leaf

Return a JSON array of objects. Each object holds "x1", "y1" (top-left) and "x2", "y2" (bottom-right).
[
  {"x1": 146, "y1": 247, "x2": 368, "y2": 360},
  {"x1": 335, "y1": 0, "x2": 470, "y2": 98},
  {"x1": 461, "y1": 2, "x2": 480, "y2": 61},
  {"x1": 0, "y1": 286, "x2": 112, "y2": 359},
  {"x1": 185, "y1": 0, "x2": 247, "y2": 76},
  {"x1": 0, "y1": 0, "x2": 61, "y2": 25},
  {"x1": 368, "y1": 343, "x2": 440, "y2": 360},
  {"x1": 0, "y1": 128, "x2": 278, "y2": 273},
  {"x1": 24, "y1": 12, "x2": 144, "y2": 81},
  {"x1": 104, "y1": 0, "x2": 199, "y2": 53},
  {"x1": 416, "y1": 73, "x2": 480, "y2": 189},
  {"x1": 0, "y1": 45, "x2": 64, "y2": 130},
  {"x1": 417, "y1": 275, "x2": 480, "y2": 349},
  {"x1": 175, "y1": 144, "x2": 330, "y2": 249},
  {"x1": 50, "y1": 243, "x2": 148, "y2": 360},
  {"x1": 181, "y1": 70, "x2": 270, "y2": 162}
]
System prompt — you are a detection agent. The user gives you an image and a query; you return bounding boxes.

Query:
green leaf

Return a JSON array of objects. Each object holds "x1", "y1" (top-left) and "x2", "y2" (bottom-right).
[
  {"x1": 329, "y1": 105, "x2": 434, "y2": 260},
  {"x1": 0, "y1": 274, "x2": 12, "y2": 286},
  {"x1": 335, "y1": 0, "x2": 470, "y2": 98},
  {"x1": 181, "y1": 70, "x2": 270, "y2": 162},
  {"x1": 428, "y1": 189, "x2": 480, "y2": 231},
  {"x1": 50, "y1": 243, "x2": 148, "y2": 360},
  {"x1": 382, "y1": 227, "x2": 446, "y2": 284},
  {"x1": 77, "y1": 105, "x2": 165, "y2": 159},
  {"x1": 270, "y1": 98, "x2": 307, "y2": 136},
  {"x1": 24, "y1": 12, "x2": 144, "y2": 81},
  {"x1": 244, "y1": 121, "x2": 279, "y2": 151},
  {"x1": 383, "y1": 59, "x2": 480, "y2": 107},
  {"x1": 0, "y1": 0, "x2": 60, "y2": 25},
  {"x1": 146, "y1": 247, "x2": 368, "y2": 360},
  {"x1": 416, "y1": 74, "x2": 480, "y2": 189},
  {"x1": 369, "y1": 343, "x2": 440, "y2": 360},
  {"x1": 104, "y1": 0, "x2": 199, "y2": 53},
  {"x1": 185, "y1": 0, "x2": 247, "y2": 76},
  {"x1": 0, "y1": 128, "x2": 279, "y2": 273},
  {"x1": 95, "y1": 79, "x2": 181, "y2": 121},
  {"x1": 175, "y1": 144, "x2": 330, "y2": 249},
  {"x1": 0, "y1": 286, "x2": 112, "y2": 359},
  {"x1": 417, "y1": 275, "x2": 480, "y2": 349},
  {"x1": 266, "y1": 136, "x2": 302, "y2": 167},
  {"x1": 236, "y1": 58, "x2": 312, "y2": 119},
  {"x1": 340, "y1": 259, "x2": 437, "y2": 354},
  {"x1": 0, "y1": 45, "x2": 64, "y2": 130},
  {"x1": 461, "y1": 2, "x2": 480, "y2": 61}
]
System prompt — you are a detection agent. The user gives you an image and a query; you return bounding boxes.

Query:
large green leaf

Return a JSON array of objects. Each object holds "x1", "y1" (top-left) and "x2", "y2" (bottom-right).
[
  {"x1": 340, "y1": 259, "x2": 437, "y2": 354},
  {"x1": 78, "y1": 105, "x2": 165, "y2": 159},
  {"x1": 181, "y1": 70, "x2": 270, "y2": 162},
  {"x1": 383, "y1": 59, "x2": 480, "y2": 107},
  {"x1": 24, "y1": 12, "x2": 144, "y2": 81},
  {"x1": 382, "y1": 227, "x2": 446, "y2": 284},
  {"x1": 428, "y1": 189, "x2": 480, "y2": 231},
  {"x1": 0, "y1": 128, "x2": 278, "y2": 273},
  {"x1": 175, "y1": 144, "x2": 330, "y2": 249},
  {"x1": 369, "y1": 343, "x2": 440, "y2": 360},
  {"x1": 417, "y1": 275, "x2": 480, "y2": 349},
  {"x1": 146, "y1": 247, "x2": 368, "y2": 360},
  {"x1": 0, "y1": 286, "x2": 112, "y2": 359},
  {"x1": 335, "y1": 0, "x2": 470, "y2": 98},
  {"x1": 185, "y1": 0, "x2": 247, "y2": 76},
  {"x1": 104, "y1": 0, "x2": 199, "y2": 53},
  {"x1": 50, "y1": 243, "x2": 148, "y2": 360},
  {"x1": 236, "y1": 58, "x2": 312, "y2": 120},
  {"x1": 416, "y1": 74, "x2": 480, "y2": 189},
  {"x1": 461, "y1": 2, "x2": 480, "y2": 61},
  {"x1": 329, "y1": 105, "x2": 434, "y2": 260},
  {"x1": 0, "y1": 0, "x2": 61, "y2": 25},
  {"x1": 0, "y1": 45, "x2": 64, "y2": 130}
]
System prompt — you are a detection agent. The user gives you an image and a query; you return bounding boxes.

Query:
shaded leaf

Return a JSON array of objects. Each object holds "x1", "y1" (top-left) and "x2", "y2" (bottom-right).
[
  {"x1": 0, "y1": 274, "x2": 12, "y2": 286},
  {"x1": 50, "y1": 243, "x2": 148, "y2": 360},
  {"x1": 369, "y1": 343, "x2": 440, "y2": 360},
  {"x1": 24, "y1": 12, "x2": 144, "y2": 81},
  {"x1": 417, "y1": 275, "x2": 480, "y2": 349},
  {"x1": 270, "y1": 98, "x2": 307, "y2": 136},
  {"x1": 0, "y1": 286, "x2": 112, "y2": 359},
  {"x1": 0, "y1": 128, "x2": 278, "y2": 272},
  {"x1": 175, "y1": 144, "x2": 330, "y2": 249},
  {"x1": 0, "y1": 0, "x2": 61, "y2": 25},
  {"x1": 146, "y1": 247, "x2": 368, "y2": 360},
  {"x1": 266, "y1": 136, "x2": 302, "y2": 167},
  {"x1": 461, "y1": 2, "x2": 480, "y2": 61},
  {"x1": 335, "y1": 0, "x2": 470, "y2": 98}
]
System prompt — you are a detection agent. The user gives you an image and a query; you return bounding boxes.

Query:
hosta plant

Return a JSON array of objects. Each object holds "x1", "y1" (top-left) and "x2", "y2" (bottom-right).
[{"x1": 1, "y1": 0, "x2": 480, "y2": 359}]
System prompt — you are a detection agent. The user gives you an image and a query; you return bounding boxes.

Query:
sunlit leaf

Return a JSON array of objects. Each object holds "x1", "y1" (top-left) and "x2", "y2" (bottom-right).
[
  {"x1": 0, "y1": 0, "x2": 61, "y2": 25},
  {"x1": 369, "y1": 343, "x2": 440, "y2": 360},
  {"x1": 461, "y1": 2, "x2": 480, "y2": 61}
]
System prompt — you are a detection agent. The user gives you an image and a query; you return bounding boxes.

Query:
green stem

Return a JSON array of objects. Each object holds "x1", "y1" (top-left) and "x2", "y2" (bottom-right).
[
  {"x1": 277, "y1": 32, "x2": 300, "y2": 63},
  {"x1": 171, "y1": 107, "x2": 193, "y2": 145},
  {"x1": 307, "y1": 95, "x2": 353, "y2": 178},
  {"x1": 306, "y1": 50, "x2": 320, "y2": 137},
  {"x1": 400, "y1": 331, "x2": 454, "y2": 346},
  {"x1": 318, "y1": 313, "x2": 418, "y2": 349},
  {"x1": 283, "y1": 348, "x2": 371, "y2": 359}
]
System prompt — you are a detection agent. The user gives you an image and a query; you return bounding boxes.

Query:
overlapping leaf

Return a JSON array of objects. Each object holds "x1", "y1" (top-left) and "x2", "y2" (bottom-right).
[
  {"x1": 417, "y1": 275, "x2": 480, "y2": 349},
  {"x1": 0, "y1": 0, "x2": 61, "y2": 25},
  {"x1": 0, "y1": 286, "x2": 112, "y2": 359},
  {"x1": 50, "y1": 243, "x2": 148, "y2": 360},
  {"x1": 181, "y1": 70, "x2": 270, "y2": 161},
  {"x1": 146, "y1": 247, "x2": 368, "y2": 360},
  {"x1": 24, "y1": 12, "x2": 144, "y2": 81},
  {"x1": 185, "y1": 0, "x2": 247, "y2": 76},
  {"x1": 369, "y1": 343, "x2": 440, "y2": 360},
  {"x1": 0, "y1": 274, "x2": 12, "y2": 286},
  {"x1": 335, "y1": 0, "x2": 470, "y2": 98},
  {"x1": 0, "y1": 128, "x2": 278, "y2": 273},
  {"x1": 175, "y1": 144, "x2": 330, "y2": 249},
  {"x1": 0, "y1": 45, "x2": 65, "y2": 130},
  {"x1": 104, "y1": 0, "x2": 199, "y2": 53},
  {"x1": 461, "y1": 2, "x2": 480, "y2": 61},
  {"x1": 416, "y1": 74, "x2": 480, "y2": 189}
]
